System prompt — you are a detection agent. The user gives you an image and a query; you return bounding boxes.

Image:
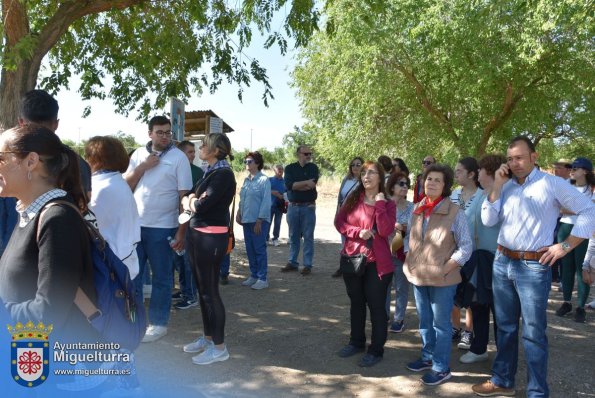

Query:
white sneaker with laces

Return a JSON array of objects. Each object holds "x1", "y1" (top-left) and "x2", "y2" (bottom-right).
[
  {"x1": 242, "y1": 276, "x2": 258, "y2": 286},
  {"x1": 192, "y1": 345, "x2": 230, "y2": 365},
  {"x1": 459, "y1": 351, "x2": 489, "y2": 364},
  {"x1": 251, "y1": 280, "x2": 269, "y2": 290},
  {"x1": 183, "y1": 336, "x2": 213, "y2": 353},
  {"x1": 272, "y1": 239, "x2": 280, "y2": 247},
  {"x1": 141, "y1": 325, "x2": 167, "y2": 343}
]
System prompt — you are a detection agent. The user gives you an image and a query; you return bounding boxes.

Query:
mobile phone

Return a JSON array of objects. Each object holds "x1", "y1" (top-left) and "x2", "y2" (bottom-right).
[{"x1": 507, "y1": 168, "x2": 513, "y2": 179}]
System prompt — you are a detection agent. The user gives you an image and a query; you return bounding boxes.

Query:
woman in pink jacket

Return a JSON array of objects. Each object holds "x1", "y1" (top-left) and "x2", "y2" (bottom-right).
[{"x1": 334, "y1": 161, "x2": 396, "y2": 367}]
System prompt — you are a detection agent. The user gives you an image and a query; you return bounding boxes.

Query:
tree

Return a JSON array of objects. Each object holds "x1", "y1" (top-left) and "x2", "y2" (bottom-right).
[
  {"x1": 0, "y1": 1, "x2": 319, "y2": 128},
  {"x1": 293, "y1": 0, "x2": 594, "y2": 171}
]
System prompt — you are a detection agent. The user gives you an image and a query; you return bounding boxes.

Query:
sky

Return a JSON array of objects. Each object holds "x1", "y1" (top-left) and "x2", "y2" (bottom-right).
[{"x1": 53, "y1": 36, "x2": 304, "y2": 152}]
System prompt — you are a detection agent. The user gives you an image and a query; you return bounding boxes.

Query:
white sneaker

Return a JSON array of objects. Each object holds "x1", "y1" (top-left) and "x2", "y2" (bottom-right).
[
  {"x1": 183, "y1": 335, "x2": 214, "y2": 353},
  {"x1": 459, "y1": 351, "x2": 489, "y2": 364},
  {"x1": 192, "y1": 345, "x2": 230, "y2": 365},
  {"x1": 251, "y1": 280, "x2": 269, "y2": 290},
  {"x1": 141, "y1": 325, "x2": 167, "y2": 343},
  {"x1": 242, "y1": 276, "x2": 258, "y2": 286},
  {"x1": 587, "y1": 299, "x2": 595, "y2": 309},
  {"x1": 272, "y1": 239, "x2": 280, "y2": 247}
]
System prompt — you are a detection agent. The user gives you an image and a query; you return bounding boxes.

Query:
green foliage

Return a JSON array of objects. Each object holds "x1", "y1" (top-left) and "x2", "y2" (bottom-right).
[
  {"x1": 1, "y1": 1, "x2": 320, "y2": 121},
  {"x1": 293, "y1": 0, "x2": 594, "y2": 173}
]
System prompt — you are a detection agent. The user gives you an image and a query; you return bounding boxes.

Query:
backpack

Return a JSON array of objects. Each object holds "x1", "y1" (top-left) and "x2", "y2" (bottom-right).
[{"x1": 37, "y1": 200, "x2": 146, "y2": 350}]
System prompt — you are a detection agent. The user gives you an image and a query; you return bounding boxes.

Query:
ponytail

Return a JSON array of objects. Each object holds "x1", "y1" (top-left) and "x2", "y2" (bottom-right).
[{"x1": 58, "y1": 146, "x2": 88, "y2": 212}]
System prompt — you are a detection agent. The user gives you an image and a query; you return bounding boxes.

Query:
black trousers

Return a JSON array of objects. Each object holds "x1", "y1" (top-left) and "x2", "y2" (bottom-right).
[
  {"x1": 343, "y1": 262, "x2": 393, "y2": 356},
  {"x1": 469, "y1": 302, "x2": 497, "y2": 355},
  {"x1": 188, "y1": 228, "x2": 228, "y2": 345}
]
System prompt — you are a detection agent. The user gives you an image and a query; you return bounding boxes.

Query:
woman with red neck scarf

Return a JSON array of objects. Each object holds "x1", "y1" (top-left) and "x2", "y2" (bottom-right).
[{"x1": 403, "y1": 163, "x2": 473, "y2": 386}]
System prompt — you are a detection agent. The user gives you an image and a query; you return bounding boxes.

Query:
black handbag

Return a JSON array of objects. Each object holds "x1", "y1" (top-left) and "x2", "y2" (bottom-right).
[{"x1": 339, "y1": 227, "x2": 374, "y2": 276}]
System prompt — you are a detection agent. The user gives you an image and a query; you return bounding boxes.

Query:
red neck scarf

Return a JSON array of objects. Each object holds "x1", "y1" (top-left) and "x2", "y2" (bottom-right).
[{"x1": 414, "y1": 196, "x2": 444, "y2": 218}]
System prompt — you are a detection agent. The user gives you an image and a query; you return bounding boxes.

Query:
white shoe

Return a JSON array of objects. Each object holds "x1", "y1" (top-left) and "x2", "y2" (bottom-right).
[
  {"x1": 192, "y1": 345, "x2": 230, "y2": 365},
  {"x1": 587, "y1": 299, "x2": 595, "y2": 309},
  {"x1": 183, "y1": 335, "x2": 213, "y2": 353},
  {"x1": 459, "y1": 351, "x2": 489, "y2": 364},
  {"x1": 251, "y1": 280, "x2": 269, "y2": 290},
  {"x1": 242, "y1": 276, "x2": 258, "y2": 286},
  {"x1": 272, "y1": 239, "x2": 280, "y2": 247},
  {"x1": 141, "y1": 325, "x2": 167, "y2": 343}
]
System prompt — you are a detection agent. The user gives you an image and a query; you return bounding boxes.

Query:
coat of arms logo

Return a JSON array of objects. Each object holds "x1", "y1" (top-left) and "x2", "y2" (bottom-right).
[{"x1": 7, "y1": 321, "x2": 53, "y2": 387}]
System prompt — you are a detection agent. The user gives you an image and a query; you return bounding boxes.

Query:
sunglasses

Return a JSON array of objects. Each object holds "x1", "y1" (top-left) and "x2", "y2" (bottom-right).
[
  {"x1": 244, "y1": 159, "x2": 254, "y2": 165},
  {"x1": 361, "y1": 170, "x2": 379, "y2": 177},
  {"x1": 350, "y1": 162, "x2": 362, "y2": 167},
  {"x1": 422, "y1": 160, "x2": 433, "y2": 165},
  {"x1": 397, "y1": 181, "x2": 409, "y2": 188},
  {"x1": 301, "y1": 152, "x2": 312, "y2": 156}
]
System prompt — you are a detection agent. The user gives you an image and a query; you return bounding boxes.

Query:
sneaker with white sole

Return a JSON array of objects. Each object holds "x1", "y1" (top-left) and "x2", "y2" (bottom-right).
[
  {"x1": 460, "y1": 351, "x2": 489, "y2": 364},
  {"x1": 183, "y1": 336, "x2": 214, "y2": 353},
  {"x1": 458, "y1": 330, "x2": 473, "y2": 350},
  {"x1": 272, "y1": 239, "x2": 280, "y2": 247},
  {"x1": 242, "y1": 276, "x2": 258, "y2": 286},
  {"x1": 174, "y1": 299, "x2": 198, "y2": 310},
  {"x1": 251, "y1": 280, "x2": 269, "y2": 290},
  {"x1": 141, "y1": 325, "x2": 167, "y2": 343},
  {"x1": 192, "y1": 345, "x2": 230, "y2": 365}
]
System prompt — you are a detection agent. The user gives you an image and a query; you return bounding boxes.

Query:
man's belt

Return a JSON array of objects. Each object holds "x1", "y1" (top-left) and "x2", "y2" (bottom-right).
[
  {"x1": 289, "y1": 201, "x2": 316, "y2": 206},
  {"x1": 497, "y1": 245, "x2": 541, "y2": 261}
]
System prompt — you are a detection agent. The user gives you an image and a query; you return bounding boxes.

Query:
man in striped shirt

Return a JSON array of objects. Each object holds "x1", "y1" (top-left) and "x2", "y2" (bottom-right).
[{"x1": 472, "y1": 136, "x2": 595, "y2": 398}]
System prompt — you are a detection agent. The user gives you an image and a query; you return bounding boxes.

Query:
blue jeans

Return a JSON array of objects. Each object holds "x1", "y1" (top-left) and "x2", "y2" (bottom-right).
[
  {"x1": 174, "y1": 249, "x2": 196, "y2": 301},
  {"x1": 268, "y1": 206, "x2": 283, "y2": 241},
  {"x1": 134, "y1": 227, "x2": 176, "y2": 326},
  {"x1": 220, "y1": 254, "x2": 231, "y2": 278},
  {"x1": 385, "y1": 258, "x2": 409, "y2": 321},
  {"x1": 413, "y1": 284, "x2": 457, "y2": 373},
  {"x1": 244, "y1": 222, "x2": 269, "y2": 281},
  {"x1": 491, "y1": 252, "x2": 551, "y2": 397},
  {"x1": 286, "y1": 204, "x2": 316, "y2": 268}
]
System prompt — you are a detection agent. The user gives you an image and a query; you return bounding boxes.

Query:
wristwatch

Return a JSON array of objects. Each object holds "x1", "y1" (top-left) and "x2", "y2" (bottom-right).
[{"x1": 560, "y1": 241, "x2": 571, "y2": 252}]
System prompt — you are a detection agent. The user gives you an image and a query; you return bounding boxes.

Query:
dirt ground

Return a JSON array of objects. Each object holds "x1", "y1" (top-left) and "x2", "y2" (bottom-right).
[{"x1": 134, "y1": 191, "x2": 594, "y2": 398}]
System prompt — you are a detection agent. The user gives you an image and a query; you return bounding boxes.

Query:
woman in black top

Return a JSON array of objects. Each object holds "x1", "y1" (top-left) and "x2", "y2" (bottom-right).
[
  {"x1": 181, "y1": 133, "x2": 236, "y2": 365},
  {"x1": 0, "y1": 125, "x2": 96, "y2": 342}
]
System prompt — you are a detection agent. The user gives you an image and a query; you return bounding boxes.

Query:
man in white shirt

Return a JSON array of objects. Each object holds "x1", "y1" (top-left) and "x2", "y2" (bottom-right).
[{"x1": 125, "y1": 116, "x2": 192, "y2": 342}]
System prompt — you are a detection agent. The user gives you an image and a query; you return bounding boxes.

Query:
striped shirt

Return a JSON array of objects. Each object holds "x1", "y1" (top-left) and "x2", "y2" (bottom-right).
[
  {"x1": 482, "y1": 167, "x2": 595, "y2": 251},
  {"x1": 16, "y1": 189, "x2": 67, "y2": 227}
]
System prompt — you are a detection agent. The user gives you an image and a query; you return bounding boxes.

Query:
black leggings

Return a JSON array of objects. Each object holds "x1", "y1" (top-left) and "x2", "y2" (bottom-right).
[{"x1": 188, "y1": 229, "x2": 228, "y2": 345}]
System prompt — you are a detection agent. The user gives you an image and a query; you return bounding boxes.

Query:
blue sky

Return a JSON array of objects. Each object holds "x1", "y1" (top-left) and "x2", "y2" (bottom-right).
[{"x1": 54, "y1": 36, "x2": 304, "y2": 152}]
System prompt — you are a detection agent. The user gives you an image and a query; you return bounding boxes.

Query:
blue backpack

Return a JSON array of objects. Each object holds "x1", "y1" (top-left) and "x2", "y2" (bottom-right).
[{"x1": 38, "y1": 201, "x2": 146, "y2": 350}]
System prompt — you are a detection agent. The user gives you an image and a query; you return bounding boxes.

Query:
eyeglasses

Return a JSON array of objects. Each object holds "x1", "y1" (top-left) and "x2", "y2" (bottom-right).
[
  {"x1": 422, "y1": 160, "x2": 434, "y2": 165},
  {"x1": 244, "y1": 159, "x2": 254, "y2": 165},
  {"x1": 301, "y1": 152, "x2": 312, "y2": 156},
  {"x1": 361, "y1": 170, "x2": 379, "y2": 177},
  {"x1": 397, "y1": 181, "x2": 409, "y2": 188},
  {"x1": 350, "y1": 162, "x2": 362, "y2": 167},
  {"x1": 153, "y1": 129, "x2": 172, "y2": 137}
]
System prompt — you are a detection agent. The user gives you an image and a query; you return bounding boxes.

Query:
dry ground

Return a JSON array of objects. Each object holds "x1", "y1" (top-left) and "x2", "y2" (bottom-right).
[{"x1": 134, "y1": 177, "x2": 594, "y2": 398}]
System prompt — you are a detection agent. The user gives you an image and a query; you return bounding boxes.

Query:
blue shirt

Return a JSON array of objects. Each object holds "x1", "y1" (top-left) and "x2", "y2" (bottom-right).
[
  {"x1": 482, "y1": 167, "x2": 595, "y2": 251},
  {"x1": 451, "y1": 188, "x2": 500, "y2": 253},
  {"x1": 239, "y1": 171, "x2": 271, "y2": 223},
  {"x1": 269, "y1": 175, "x2": 286, "y2": 207}
]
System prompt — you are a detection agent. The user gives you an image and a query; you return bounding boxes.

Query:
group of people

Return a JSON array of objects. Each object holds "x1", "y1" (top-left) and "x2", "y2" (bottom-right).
[
  {"x1": 0, "y1": 89, "x2": 593, "y2": 397},
  {"x1": 333, "y1": 138, "x2": 594, "y2": 397}
]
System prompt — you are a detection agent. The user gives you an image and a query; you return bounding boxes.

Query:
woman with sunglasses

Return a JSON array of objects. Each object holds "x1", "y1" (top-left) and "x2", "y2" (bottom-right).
[
  {"x1": 385, "y1": 172, "x2": 414, "y2": 333},
  {"x1": 332, "y1": 157, "x2": 364, "y2": 277},
  {"x1": 236, "y1": 152, "x2": 271, "y2": 290},
  {"x1": 334, "y1": 161, "x2": 396, "y2": 367},
  {"x1": 556, "y1": 157, "x2": 595, "y2": 323}
]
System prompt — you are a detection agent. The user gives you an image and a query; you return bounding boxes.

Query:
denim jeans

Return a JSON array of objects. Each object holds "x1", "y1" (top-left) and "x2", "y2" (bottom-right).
[
  {"x1": 413, "y1": 284, "x2": 457, "y2": 373},
  {"x1": 268, "y1": 206, "x2": 283, "y2": 241},
  {"x1": 491, "y1": 251, "x2": 551, "y2": 398},
  {"x1": 286, "y1": 204, "x2": 316, "y2": 268},
  {"x1": 244, "y1": 221, "x2": 269, "y2": 281},
  {"x1": 174, "y1": 249, "x2": 196, "y2": 301},
  {"x1": 385, "y1": 258, "x2": 408, "y2": 321},
  {"x1": 220, "y1": 254, "x2": 231, "y2": 278},
  {"x1": 134, "y1": 227, "x2": 176, "y2": 326}
]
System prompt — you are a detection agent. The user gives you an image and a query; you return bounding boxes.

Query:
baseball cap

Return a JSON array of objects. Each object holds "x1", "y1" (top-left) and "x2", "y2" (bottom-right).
[{"x1": 572, "y1": 157, "x2": 593, "y2": 172}]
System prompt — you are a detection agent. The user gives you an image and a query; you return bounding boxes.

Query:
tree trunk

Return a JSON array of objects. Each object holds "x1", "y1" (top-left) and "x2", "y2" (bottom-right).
[{"x1": 0, "y1": 60, "x2": 37, "y2": 129}]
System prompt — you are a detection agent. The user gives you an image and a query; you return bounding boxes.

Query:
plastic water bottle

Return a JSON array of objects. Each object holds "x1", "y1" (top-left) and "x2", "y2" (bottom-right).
[{"x1": 167, "y1": 236, "x2": 185, "y2": 256}]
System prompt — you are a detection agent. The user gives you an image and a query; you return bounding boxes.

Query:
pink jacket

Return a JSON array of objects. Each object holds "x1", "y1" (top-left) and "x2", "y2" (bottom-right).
[{"x1": 334, "y1": 194, "x2": 396, "y2": 277}]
